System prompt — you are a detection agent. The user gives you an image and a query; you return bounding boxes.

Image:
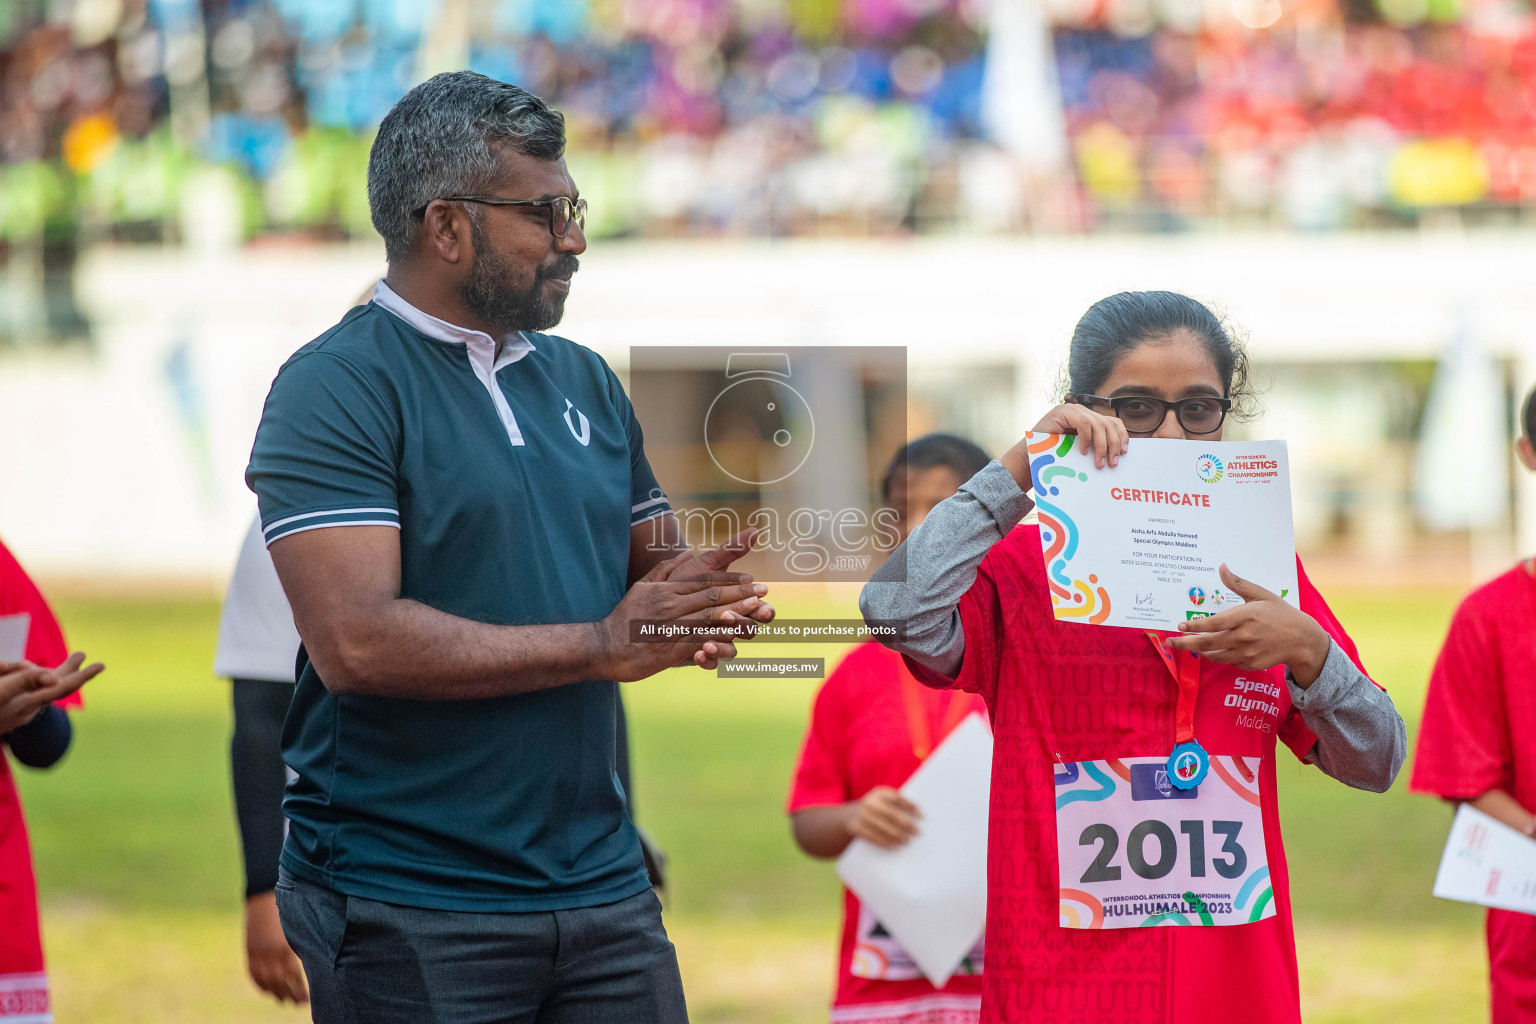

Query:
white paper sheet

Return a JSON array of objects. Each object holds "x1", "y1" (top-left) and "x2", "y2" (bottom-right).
[
  {"x1": 1024, "y1": 433, "x2": 1298, "y2": 630},
  {"x1": 0, "y1": 612, "x2": 30, "y2": 662},
  {"x1": 837, "y1": 713, "x2": 992, "y2": 987},
  {"x1": 1433, "y1": 804, "x2": 1536, "y2": 915}
]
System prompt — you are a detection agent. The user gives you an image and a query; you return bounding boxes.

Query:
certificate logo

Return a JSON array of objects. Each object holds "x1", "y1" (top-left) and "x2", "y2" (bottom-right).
[
  {"x1": 1195, "y1": 453, "x2": 1224, "y2": 483},
  {"x1": 1187, "y1": 586, "x2": 1206, "y2": 606}
]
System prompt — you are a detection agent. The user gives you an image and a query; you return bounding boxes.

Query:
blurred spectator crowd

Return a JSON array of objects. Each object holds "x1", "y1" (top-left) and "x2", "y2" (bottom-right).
[{"x1": 3, "y1": 0, "x2": 1536, "y2": 266}]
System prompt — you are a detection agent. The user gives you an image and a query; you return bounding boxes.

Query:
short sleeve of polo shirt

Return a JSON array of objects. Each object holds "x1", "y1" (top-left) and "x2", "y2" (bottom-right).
[
  {"x1": 246, "y1": 350, "x2": 402, "y2": 544},
  {"x1": 787, "y1": 668, "x2": 854, "y2": 812},
  {"x1": 604, "y1": 364, "x2": 671, "y2": 528},
  {"x1": 1412, "y1": 598, "x2": 1510, "y2": 800}
]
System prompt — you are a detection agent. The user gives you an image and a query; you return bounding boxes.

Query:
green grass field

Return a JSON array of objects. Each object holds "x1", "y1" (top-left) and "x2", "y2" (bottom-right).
[{"x1": 13, "y1": 584, "x2": 1491, "y2": 1023}]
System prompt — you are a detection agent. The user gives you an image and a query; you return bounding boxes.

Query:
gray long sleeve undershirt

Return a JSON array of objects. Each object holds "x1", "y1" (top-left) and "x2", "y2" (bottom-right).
[{"x1": 860, "y1": 460, "x2": 1407, "y2": 794}]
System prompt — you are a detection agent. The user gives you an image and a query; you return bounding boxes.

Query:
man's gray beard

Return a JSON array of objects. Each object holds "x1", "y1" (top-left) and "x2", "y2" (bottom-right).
[{"x1": 459, "y1": 217, "x2": 566, "y2": 334}]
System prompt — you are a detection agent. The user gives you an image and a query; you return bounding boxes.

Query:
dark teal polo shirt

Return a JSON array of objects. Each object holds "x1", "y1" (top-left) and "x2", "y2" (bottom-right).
[{"x1": 246, "y1": 287, "x2": 669, "y2": 912}]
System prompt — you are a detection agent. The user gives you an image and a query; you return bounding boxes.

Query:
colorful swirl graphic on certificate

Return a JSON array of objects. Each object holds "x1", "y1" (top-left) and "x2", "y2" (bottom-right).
[{"x1": 1024, "y1": 433, "x2": 1298, "y2": 631}]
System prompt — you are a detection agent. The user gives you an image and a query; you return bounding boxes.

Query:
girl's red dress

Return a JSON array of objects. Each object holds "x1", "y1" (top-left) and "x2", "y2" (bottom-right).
[{"x1": 0, "y1": 539, "x2": 79, "y2": 1024}]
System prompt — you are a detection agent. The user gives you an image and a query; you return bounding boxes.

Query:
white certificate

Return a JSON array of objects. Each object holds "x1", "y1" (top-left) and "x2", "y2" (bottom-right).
[
  {"x1": 837, "y1": 713, "x2": 992, "y2": 988},
  {"x1": 1433, "y1": 804, "x2": 1536, "y2": 915},
  {"x1": 0, "y1": 613, "x2": 30, "y2": 662},
  {"x1": 1024, "y1": 433, "x2": 1298, "y2": 631}
]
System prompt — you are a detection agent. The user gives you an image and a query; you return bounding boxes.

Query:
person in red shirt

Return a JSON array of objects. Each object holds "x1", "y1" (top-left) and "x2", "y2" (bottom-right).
[
  {"x1": 861, "y1": 291, "x2": 1406, "y2": 1024},
  {"x1": 0, "y1": 538, "x2": 103, "y2": 1023},
  {"x1": 790, "y1": 433, "x2": 994, "y2": 1024},
  {"x1": 1412, "y1": 384, "x2": 1536, "y2": 1024}
]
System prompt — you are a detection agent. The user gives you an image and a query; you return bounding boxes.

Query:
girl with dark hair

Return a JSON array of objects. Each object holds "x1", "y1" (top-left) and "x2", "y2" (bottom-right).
[
  {"x1": 789, "y1": 433, "x2": 992, "y2": 1024},
  {"x1": 1412, "y1": 383, "x2": 1536, "y2": 1023},
  {"x1": 862, "y1": 291, "x2": 1406, "y2": 1024}
]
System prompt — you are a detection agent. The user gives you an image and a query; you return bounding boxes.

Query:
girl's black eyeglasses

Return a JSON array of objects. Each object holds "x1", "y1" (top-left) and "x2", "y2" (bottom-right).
[{"x1": 1068, "y1": 393, "x2": 1231, "y2": 435}]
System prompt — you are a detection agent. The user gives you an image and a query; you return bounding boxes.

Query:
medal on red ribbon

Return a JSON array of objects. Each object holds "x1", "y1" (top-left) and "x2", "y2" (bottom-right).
[
  {"x1": 1146, "y1": 631, "x2": 1209, "y2": 791},
  {"x1": 1166, "y1": 739, "x2": 1210, "y2": 789}
]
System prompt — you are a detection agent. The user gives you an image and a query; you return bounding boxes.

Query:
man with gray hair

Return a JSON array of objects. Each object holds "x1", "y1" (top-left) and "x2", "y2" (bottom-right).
[{"x1": 246, "y1": 71, "x2": 768, "y2": 1023}]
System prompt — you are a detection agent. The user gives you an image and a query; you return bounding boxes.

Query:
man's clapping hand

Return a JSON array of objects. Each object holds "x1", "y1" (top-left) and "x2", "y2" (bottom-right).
[{"x1": 599, "y1": 530, "x2": 775, "y2": 679}]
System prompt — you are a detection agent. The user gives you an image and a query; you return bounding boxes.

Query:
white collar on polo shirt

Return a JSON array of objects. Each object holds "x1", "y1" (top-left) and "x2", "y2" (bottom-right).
[
  {"x1": 370, "y1": 278, "x2": 536, "y2": 447},
  {"x1": 371, "y1": 278, "x2": 536, "y2": 366}
]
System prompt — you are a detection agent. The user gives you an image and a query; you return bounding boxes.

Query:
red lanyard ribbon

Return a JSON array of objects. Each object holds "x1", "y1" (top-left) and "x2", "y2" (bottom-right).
[
  {"x1": 1146, "y1": 631, "x2": 1200, "y2": 745},
  {"x1": 897, "y1": 664, "x2": 973, "y2": 760}
]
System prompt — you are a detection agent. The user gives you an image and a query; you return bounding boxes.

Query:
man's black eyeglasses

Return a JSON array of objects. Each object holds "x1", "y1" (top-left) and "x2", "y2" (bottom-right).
[
  {"x1": 1069, "y1": 393, "x2": 1231, "y2": 435},
  {"x1": 411, "y1": 195, "x2": 587, "y2": 238}
]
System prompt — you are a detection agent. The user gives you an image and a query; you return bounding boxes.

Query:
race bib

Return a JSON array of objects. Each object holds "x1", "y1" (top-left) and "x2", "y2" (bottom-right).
[
  {"x1": 850, "y1": 902, "x2": 984, "y2": 980},
  {"x1": 1055, "y1": 756, "x2": 1274, "y2": 929}
]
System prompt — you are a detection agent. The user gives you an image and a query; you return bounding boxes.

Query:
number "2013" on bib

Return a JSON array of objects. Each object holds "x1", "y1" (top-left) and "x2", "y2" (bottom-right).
[
  {"x1": 1055, "y1": 757, "x2": 1275, "y2": 930},
  {"x1": 1079, "y1": 819, "x2": 1247, "y2": 882}
]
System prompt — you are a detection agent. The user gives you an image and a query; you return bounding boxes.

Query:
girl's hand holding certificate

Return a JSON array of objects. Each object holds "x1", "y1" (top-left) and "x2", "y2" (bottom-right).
[
  {"x1": 1001, "y1": 403, "x2": 1128, "y2": 482},
  {"x1": 1166, "y1": 563, "x2": 1331, "y2": 686}
]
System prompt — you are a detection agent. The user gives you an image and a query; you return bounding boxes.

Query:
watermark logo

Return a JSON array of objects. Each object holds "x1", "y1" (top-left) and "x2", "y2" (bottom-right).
[
  {"x1": 1195, "y1": 453, "x2": 1224, "y2": 484},
  {"x1": 704, "y1": 353, "x2": 815, "y2": 486},
  {"x1": 630, "y1": 345, "x2": 906, "y2": 582}
]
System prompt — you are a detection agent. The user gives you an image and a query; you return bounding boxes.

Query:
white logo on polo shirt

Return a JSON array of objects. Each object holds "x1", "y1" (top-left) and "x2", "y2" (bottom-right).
[{"x1": 564, "y1": 400, "x2": 591, "y2": 446}]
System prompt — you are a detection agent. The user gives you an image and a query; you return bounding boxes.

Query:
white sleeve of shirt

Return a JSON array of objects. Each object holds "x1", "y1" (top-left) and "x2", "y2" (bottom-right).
[{"x1": 214, "y1": 516, "x2": 302, "y2": 683}]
